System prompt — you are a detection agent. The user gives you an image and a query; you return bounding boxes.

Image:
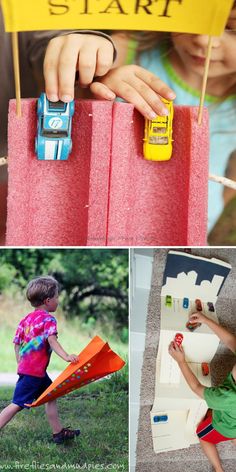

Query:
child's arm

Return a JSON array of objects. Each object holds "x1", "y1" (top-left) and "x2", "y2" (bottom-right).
[
  {"x1": 168, "y1": 342, "x2": 205, "y2": 399},
  {"x1": 90, "y1": 65, "x2": 176, "y2": 120},
  {"x1": 44, "y1": 32, "x2": 116, "y2": 102},
  {"x1": 48, "y1": 335, "x2": 78, "y2": 363},
  {"x1": 14, "y1": 344, "x2": 20, "y2": 364},
  {"x1": 189, "y1": 313, "x2": 236, "y2": 353}
]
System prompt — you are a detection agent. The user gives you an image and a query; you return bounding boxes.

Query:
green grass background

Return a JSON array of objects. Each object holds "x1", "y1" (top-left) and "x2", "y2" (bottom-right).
[{"x1": 0, "y1": 294, "x2": 128, "y2": 372}]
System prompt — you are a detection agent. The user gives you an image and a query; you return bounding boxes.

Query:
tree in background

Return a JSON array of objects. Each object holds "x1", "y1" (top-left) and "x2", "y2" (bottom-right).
[{"x1": 0, "y1": 249, "x2": 128, "y2": 340}]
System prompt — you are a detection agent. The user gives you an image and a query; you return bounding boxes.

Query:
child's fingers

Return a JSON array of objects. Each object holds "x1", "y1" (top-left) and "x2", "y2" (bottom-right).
[
  {"x1": 127, "y1": 75, "x2": 171, "y2": 117},
  {"x1": 90, "y1": 81, "x2": 116, "y2": 100},
  {"x1": 44, "y1": 37, "x2": 63, "y2": 101},
  {"x1": 95, "y1": 42, "x2": 115, "y2": 77},
  {"x1": 77, "y1": 44, "x2": 97, "y2": 87},
  {"x1": 116, "y1": 82, "x2": 161, "y2": 120},
  {"x1": 110, "y1": 80, "x2": 169, "y2": 120},
  {"x1": 57, "y1": 39, "x2": 82, "y2": 101},
  {"x1": 168, "y1": 341, "x2": 175, "y2": 352},
  {"x1": 135, "y1": 66, "x2": 176, "y2": 103}
]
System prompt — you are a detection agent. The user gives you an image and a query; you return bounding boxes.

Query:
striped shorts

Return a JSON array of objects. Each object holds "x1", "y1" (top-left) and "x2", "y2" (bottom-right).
[{"x1": 196, "y1": 410, "x2": 235, "y2": 444}]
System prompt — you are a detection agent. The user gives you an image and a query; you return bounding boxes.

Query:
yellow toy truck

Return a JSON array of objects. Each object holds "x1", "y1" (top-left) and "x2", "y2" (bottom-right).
[{"x1": 143, "y1": 99, "x2": 174, "y2": 161}]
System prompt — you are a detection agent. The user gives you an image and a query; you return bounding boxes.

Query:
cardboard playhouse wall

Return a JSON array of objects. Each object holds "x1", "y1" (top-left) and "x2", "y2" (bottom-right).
[
  {"x1": 6, "y1": 100, "x2": 209, "y2": 247},
  {"x1": 26, "y1": 336, "x2": 125, "y2": 408},
  {"x1": 151, "y1": 251, "x2": 232, "y2": 453}
]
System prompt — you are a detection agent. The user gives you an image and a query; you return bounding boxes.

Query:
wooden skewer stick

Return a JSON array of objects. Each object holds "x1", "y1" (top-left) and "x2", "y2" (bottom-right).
[
  {"x1": 198, "y1": 36, "x2": 213, "y2": 125},
  {"x1": 11, "y1": 32, "x2": 21, "y2": 117},
  {"x1": 209, "y1": 174, "x2": 236, "y2": 191}
]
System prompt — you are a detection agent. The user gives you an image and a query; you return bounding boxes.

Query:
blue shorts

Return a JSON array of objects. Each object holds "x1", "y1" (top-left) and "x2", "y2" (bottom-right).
[{"x1": 12, "y1": 373, "x2": 52, "y2": 409}]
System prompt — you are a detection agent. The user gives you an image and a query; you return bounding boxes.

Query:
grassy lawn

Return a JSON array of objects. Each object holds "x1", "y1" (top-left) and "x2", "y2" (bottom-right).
[{"x1": 0, "y1": 378, "x2": 128, "y2": 470}]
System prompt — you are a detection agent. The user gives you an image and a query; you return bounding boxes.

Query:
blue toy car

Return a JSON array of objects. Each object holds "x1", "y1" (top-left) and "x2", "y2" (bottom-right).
[
  {"x1": 35, "y1": 93, "x2": 75, "y2": 160},
  {"x1": 183, "y1": 297, "x2": 189, "y2": 309},
  {"x1": 153, "y1": 415, "x2": 168, "y2": 423}
]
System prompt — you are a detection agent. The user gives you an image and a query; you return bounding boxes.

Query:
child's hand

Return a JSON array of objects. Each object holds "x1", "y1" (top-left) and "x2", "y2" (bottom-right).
[
  {"x1": 189, "y1": 312, "x2": 208, "y2": 324},
  {"x1": 44, "y1": 33, "x2": 116, "y2": 102},
  {"x1": 90, "y1": 65, "x2": 176, "y2": 120},
  {"x1": 168, "y1": 341, "x2": 186, "y2": 364},
  {"x1": 65, "y1": 354, "x2": 79, "y2": 364}
]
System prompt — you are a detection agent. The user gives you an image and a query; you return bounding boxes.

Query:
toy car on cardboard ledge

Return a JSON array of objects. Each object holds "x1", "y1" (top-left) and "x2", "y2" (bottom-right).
[
  {"x1": 207, "y1": 302, "x2": 215, "y2": 312},
  {"x1": 153, "y1": 414, "x2": 168, "y2": 423},
  {"x1": 35, "y1": 93, "x2": 75, "y2": 160},
  {"x1": 201, "y1": 362, "x2": 210, "y2": 376},
  {"x1": 143, "y1": 99, "x2": 174, "y2": 161},
  {"x1": 165, "y1": 295, "x2": 172, "y2": 307},
  {"x1": 183, "y1": 297, "x2": 189, "y2": 309},
  {"x1": 195, "y1": 299, "x2": 203, "y2": 311}
]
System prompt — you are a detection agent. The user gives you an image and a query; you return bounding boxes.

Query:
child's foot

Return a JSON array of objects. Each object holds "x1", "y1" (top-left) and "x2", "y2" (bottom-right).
[{"x1": 53, "y1": 426, "x2": 80, "y2": 444}]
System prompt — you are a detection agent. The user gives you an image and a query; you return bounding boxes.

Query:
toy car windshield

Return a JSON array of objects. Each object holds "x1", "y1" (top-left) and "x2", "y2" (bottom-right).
[
  {"x1": 149, "y1": 136, "x2": 169, "y2": 144},
  {"x1": 42, "y1": 129, "x2": 69, "y2": 138},
  {"x1": 153, "y1": 126, "x2": 167, "y2": 133},
  {"x1": 48, "y1": 101, "x2": 66, "y2": 111}
]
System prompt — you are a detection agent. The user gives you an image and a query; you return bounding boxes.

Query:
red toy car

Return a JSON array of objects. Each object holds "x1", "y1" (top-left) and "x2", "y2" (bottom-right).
[
  {"x1": 201, "y1": 362, "x2": 209, "y2": 376},
  {"x1": 195, "y1": 299, "x2": 203, "y2": 311},
  {"x1": 174, "y1": 333, "x2": 183, "y2": 346},
  {"x1": 186, "y1": 320, "x2": 201, "y2": 331}
]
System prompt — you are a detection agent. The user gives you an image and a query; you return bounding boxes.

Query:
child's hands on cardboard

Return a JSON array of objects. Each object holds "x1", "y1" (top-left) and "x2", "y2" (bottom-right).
[
  {"x1": 90, "y1": 64, "x2": 176, "y2": 120},
  {"x1": 189, "y1": 312, "x2": 208, "y2": 324},
  {"x1": 44, "y1": 33, "x2": 116, "y2": 103},
  {"x1": 65, "y1": 354, "x2": 79, "y2": 364},
  {"x1": 168, "y1": 341, "x2": 186, "y2": 364}
]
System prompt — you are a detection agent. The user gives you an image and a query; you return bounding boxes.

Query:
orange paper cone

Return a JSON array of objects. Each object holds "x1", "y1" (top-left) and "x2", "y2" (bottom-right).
[{"x1": 25, "y1": 336, "x2": 125, "y2": 408}]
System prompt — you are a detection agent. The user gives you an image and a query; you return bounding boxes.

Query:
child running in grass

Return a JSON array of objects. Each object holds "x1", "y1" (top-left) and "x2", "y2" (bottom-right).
[
  {"x1": 85, "y1": 3, "x2": 236, "y2": 235},
  {"x1": 169, "y1": 312, "x2": 236, "y2": 472},
  {"x1": 0, "y1": 276, "x2": 80, "y2": 444}
]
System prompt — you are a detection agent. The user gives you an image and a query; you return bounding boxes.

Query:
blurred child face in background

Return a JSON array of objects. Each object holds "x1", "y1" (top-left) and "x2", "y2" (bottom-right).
[{"x1": 170, "y1": 6, "x2": 236, "y2": 95}]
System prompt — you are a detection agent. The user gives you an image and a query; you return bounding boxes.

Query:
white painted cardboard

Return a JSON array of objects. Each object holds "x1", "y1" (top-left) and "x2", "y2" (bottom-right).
[{"x1": 151, "y1": 251, "x2": 232, "y2": 453}]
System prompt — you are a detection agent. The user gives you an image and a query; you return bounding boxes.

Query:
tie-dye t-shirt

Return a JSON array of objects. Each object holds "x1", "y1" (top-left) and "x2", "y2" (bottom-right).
[{"x1": 13, "y1": 309, "x2": 58, "y2": 378}]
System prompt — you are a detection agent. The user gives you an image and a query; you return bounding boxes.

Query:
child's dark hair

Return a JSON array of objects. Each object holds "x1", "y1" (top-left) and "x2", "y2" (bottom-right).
[{"x1": 26, "y1": 276, "x2": 59, "y2": 307}]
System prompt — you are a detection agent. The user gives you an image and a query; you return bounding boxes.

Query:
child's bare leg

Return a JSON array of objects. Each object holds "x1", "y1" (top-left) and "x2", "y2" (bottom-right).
[
  {"x1": 45, "y1": 400, "x2": 63, "y2": 434},
  {"x1": 0, "y1": 403, "x2": 22, "y2": 430},
  {"x1": 199, "y1": 439, "x2": 224, "y2": 472}
]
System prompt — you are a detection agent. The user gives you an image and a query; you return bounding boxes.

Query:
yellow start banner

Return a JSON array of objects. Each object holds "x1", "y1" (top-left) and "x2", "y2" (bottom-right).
[{"x1": 1, "y1": 0, "x2": 234, "y2": 35}]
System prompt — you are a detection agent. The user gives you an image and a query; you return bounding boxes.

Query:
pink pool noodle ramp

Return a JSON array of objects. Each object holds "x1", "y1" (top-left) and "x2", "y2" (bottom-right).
[
  {"x1": 6, "y1": 100, "x2": 208, "y2": 246},
  {"x1": 107, "y1": 103, "x2": 209, "y2": 246},
  {"x1": 0, "y1": 179, "x2": 7, "y2": 245},
  {"x1": 6, "y1": 99, "x2": 113, "y2": 246}
]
